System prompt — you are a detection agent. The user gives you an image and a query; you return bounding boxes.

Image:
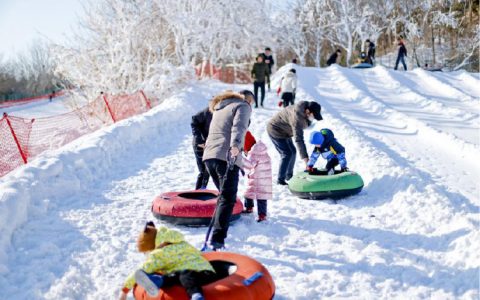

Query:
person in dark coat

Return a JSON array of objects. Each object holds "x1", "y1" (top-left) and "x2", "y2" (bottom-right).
[
  {"x1": 267, "y1": 101, "x2": 323, "y2": 185},
  {"x1": 203, "y1": 90, "x2": 254, "y2": 250},
  {"x1": 394, "y1": 36, "x2": 407, "y2": 70},
  {"x1": 49, "y1": 90, "x2": 55, "y2": 102},
  {"x1": 261, "y1": 47, "x2": 274, "y2": 90},
  {"x1": 326, "y1": 49, "x2": 341, "y2": 66},
  {"x1": 366, "y1": 39, "x2": 375, "y2": 65},
  {"x1": 251, "y1": 55, "x2": 270, "y2": 108},
  {"x1": 191, "y1": 106, "x2": 213, "y2": 190}
]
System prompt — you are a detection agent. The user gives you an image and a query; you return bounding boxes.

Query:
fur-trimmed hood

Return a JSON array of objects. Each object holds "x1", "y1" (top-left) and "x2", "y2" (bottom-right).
[{"x1": 209, "y1": 91, "x2": 246, "y2": 112}]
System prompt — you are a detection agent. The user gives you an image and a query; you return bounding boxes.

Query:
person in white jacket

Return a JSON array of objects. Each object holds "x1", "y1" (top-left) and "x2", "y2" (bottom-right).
[{"x1": 277, "y1": 69, "x2": 298, "y2": 107}]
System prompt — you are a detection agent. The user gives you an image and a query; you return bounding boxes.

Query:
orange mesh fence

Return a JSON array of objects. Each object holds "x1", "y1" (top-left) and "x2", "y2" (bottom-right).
[
  {"x1": 0, "y1": 91, "x2": 153, "y2": 177},
  {"x1": 195, "y1": 63, "x2": 252, "y2": 84},
  {"x1": 0, "y1": 115, "x2": 32, "y2": 176}
]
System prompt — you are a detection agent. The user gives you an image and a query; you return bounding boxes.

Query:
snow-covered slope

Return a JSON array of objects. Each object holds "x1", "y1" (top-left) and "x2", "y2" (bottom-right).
[
  {"x1": 1, "y1": 94, "x2": 87, "y2": 118},
  {"x1": 0, "y1": 66, "x2": 478, "y2": 299}
]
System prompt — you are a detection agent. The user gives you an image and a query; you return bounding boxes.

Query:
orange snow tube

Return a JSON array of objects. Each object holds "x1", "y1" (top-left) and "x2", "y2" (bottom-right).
[{"x1": 133, "y1": 252, "x2": 275, "y2": 300}]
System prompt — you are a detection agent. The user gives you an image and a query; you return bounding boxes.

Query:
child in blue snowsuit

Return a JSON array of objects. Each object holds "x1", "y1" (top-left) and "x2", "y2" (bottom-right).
[{"x1": 307, "y1": 129, "x2": 347, "y2": 174}]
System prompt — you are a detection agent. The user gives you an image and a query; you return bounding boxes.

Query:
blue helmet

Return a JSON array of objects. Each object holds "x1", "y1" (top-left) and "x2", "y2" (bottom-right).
[{"x1": 309, "y1": 131, "x2": 324, "y2": 145}]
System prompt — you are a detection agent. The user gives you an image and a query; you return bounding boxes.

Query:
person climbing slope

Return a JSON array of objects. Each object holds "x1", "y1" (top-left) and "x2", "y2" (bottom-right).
[
  {"x1": 261, "y1": 47, "x2": 275, "y2": 91},
  {"x1": 394, "y1": 36, "x2": 408, "y2": 70},
  {"x1": 251, "y1": 55, "x2": 270, "y2": 108},
  {"x1": 366, "y1": 39, "x2": 376, "y2": 65},
  {"x1": 277, "y1": 68, "x2": 297, "y2": 107},
  {"x1": 242, "y1": 131, "x2": 272, "y2": 222}
]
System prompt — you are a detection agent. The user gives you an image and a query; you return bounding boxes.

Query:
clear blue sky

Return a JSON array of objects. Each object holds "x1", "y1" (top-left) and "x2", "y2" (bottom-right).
[{"x1": 0, "y1": 0, "x2": 83, "y2": 61}]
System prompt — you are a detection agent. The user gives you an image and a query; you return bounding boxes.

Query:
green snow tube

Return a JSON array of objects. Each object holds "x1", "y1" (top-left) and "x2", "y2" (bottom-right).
[{"x1": 288, "y1": 169, "x2": 364, "y2": 200}]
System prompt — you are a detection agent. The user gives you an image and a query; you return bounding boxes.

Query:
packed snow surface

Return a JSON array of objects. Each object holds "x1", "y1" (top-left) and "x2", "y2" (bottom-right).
[
  {"x1": 0, "y1": 65, "x2": 478, "y2": 299},
  {"x1": 1, "y1": 94, "x2": 86, "y2": 118}
]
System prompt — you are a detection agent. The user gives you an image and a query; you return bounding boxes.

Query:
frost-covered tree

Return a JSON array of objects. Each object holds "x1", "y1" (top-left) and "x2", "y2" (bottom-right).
[{"x1": 322, "y1": 0, "x2": 366, "y2": 65}]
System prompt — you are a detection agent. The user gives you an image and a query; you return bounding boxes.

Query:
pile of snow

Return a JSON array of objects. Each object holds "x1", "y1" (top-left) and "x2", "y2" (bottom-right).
[{"x1": 0, "y1": 66, "x2": 478, "y2": 299}]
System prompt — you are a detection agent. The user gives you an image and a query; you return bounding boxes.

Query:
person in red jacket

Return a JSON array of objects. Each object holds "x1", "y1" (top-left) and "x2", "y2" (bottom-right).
[
  {"x1": 242, "y1": 131, "x2": 272, "y2": 222},
  {"x1": 394, "y1": 36, "x2": 408, "y2": 70}
]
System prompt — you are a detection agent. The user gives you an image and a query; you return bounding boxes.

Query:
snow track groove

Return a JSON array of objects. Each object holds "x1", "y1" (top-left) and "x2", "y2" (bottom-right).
[{"x1": 319, "y1": 66, "x2": 479, "y2": 201}]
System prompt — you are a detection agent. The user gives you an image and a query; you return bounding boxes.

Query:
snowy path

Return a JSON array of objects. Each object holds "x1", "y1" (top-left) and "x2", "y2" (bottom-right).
[
  {"x1": 0, "y1": 67, "x2": 478, "y2": 300},
  {"x1": 1, "y1": 94, "x2": 87, "y2": 118}
]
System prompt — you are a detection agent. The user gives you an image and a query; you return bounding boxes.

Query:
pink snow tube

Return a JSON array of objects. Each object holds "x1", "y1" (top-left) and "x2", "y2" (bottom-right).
[{"x1": 151, "y1": 190, "x2": 243, "y2": 226}]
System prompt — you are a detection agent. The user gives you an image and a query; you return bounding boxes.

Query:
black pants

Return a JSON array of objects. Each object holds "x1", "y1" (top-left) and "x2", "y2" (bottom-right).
[
  {"x1": 204, "y1": 159, "x2": 240, "y2": 245},
  {"x1": 281, "y1": 92, "x2": 294, "y2": 107},
  {"x1": 325, "y1": 157, "x2": 339, "y2": 171},
  {"x1": 194, "y1": 146, "x2": 209, "y2": 190},
  {"x1": 163, "y1": 270, "x2": 216, "y2": 296},
  {"x1": 253, "y1": 81, "x2": 265, "y2": 107}
]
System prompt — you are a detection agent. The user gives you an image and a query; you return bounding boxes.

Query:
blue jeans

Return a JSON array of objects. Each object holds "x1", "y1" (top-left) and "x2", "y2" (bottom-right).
[
  {"x1": 269, "y1": 135, "x2": 296, "y2": 182},
  {"x1": 395, "y1": 55, "x2": 407, "y2": 70},
  {"x1": 245, "y1": 198, "x2": 267, "y2": 215}
]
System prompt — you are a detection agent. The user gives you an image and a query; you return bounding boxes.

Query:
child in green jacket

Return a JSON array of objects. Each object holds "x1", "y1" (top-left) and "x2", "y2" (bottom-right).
[{"x1": 119, "y1": 222, "x2": 216, "y2": 300}]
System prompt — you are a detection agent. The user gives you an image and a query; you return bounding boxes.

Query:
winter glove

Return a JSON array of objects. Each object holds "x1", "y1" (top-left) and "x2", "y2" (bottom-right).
[{"x1": 278, "y1": 100, "x2": 284, "y2": 107}]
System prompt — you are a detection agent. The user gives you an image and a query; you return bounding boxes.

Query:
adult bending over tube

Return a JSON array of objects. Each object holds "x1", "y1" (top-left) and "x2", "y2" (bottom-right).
[
  {"x1": 203, "y1": 90, "x2": 254, "y2": 250},
  {"x1": 267, "y1": 101, "x2": 323, "y2": 185}
]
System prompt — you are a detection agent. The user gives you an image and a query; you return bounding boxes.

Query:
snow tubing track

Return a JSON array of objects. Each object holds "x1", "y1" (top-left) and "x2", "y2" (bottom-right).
[
  {"x1": 151, "y1": 190, "x2": 243, "y2": 226},
  {"x1": 288, "y1": 169, "x2": 364, "y2": 200},
  {"x1": 133, "y1": 251, "x2": 276, "y2": 300}
]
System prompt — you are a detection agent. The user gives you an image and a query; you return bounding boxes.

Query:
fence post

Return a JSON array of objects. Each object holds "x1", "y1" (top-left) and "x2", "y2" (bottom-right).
[
  {"x1": 140, "y1": 90, "x2": 152, "y2": 110},
  {"x1": 3, "y1": 113, "x2": 28, "y2": 164},
  {"x1": 101, "y1": 92, "x2": 116, "y2": 123}
]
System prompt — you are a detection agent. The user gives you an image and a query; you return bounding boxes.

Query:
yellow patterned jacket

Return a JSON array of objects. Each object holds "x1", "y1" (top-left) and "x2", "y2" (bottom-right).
[{"x1": 123, "y1": 227, "x2": 215, "y2": 290}]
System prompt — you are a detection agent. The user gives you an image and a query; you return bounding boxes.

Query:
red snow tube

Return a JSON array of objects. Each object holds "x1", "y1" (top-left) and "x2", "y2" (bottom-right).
[
  {"x1": 133, "y1": 251, "x2": 275, "y2": 300},
  {"x1": 151, "y1": 190, "x2": 243, "y2": 226}
]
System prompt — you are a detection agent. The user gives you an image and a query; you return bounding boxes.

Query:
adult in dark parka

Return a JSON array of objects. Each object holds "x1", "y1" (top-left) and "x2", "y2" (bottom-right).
[
  {"x1": 366, "y1": 39, "x2": 376, "y2": 65},
  {"x1": 267, "y1": 101, "x2": 323, "y2": 185},
  {"x1": 261, "y1": 47, "x2": 274, "y2": 90},
  {"x1": 326, "y1": 49, "x2": 341, "y2": 66},
  {"x1": 251, "y1": 55, "x2": 270, "y2": 108},
  {"x1": 191, "y1": 106, "x2": 213, "y2": 189},
  {"x1": 203, "y1": 90, "x2": 254, "y2": 249}
]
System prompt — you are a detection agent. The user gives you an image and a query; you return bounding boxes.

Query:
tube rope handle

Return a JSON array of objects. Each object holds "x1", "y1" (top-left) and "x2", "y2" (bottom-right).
[{"x1": 243, "y1": 272, "x2": 263, "y2": 286}]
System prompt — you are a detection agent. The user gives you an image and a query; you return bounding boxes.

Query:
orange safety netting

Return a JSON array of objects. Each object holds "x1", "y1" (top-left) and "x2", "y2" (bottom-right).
[
  {"x1": 195, "y1": 63, "x2": 252, "y2": 84},
  {"x1": 0, "y1": 91, "x2": 153, "y2": 177}
]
